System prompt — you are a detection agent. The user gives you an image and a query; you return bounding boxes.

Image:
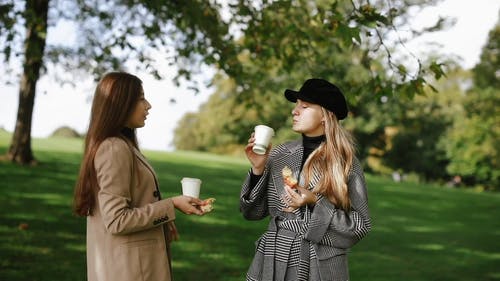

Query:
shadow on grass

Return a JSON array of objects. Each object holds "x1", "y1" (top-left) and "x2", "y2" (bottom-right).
[
  {"x1": 0, "y1": 149, "x2": 86, "y2": 281},
  {"x1": 148, "y1": 154, "x2": 267, "y2": 281},
  {"x1": 0, "y1": 147, "x2": 264, "y2": 281},
  {"x1": 349, "y1": 176, "x2": 500, "y2": 281},
  {"x1": 1, "y1": 145, "x2": 499, "y2": 281}
]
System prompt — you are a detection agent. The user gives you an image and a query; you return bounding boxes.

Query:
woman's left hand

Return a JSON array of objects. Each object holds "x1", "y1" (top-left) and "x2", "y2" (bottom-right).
[
  {"x1": 171, "y1": 195, "x2": 204, "y2": 215},
  {"x1": 282, "y1": 185, "x2": 317, "y2": 212}
]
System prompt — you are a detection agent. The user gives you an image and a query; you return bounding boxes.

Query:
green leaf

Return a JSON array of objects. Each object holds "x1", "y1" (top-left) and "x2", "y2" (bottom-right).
[{"x1": 429, "y1": 61, "x2": 447, "y2": 80}]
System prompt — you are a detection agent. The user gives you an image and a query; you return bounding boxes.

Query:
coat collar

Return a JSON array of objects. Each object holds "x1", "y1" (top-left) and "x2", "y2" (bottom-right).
[
  {"x1": 283, "y1": 139, "x2": 303, "y2": 154},
  {"x1": 272, "y1": 139, "x2": 321, "y2": 191},
  {"x1": 271, "y1": 139, "x2": 303, "y2": 189},
  {"x1": 129, "y1": 145, "x2": 160, "y2": 189},
  {"x1": 275, "y1": 139, "x2": 303, "y2": 171},
  {"x1": 132, "y1": 146, "x2": 156, "y2": 176}
]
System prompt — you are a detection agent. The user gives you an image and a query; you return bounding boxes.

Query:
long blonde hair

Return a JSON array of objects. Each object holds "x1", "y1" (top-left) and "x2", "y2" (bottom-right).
[{"x1": 302, "y1": 108, "x2": 355, "y2": 211}]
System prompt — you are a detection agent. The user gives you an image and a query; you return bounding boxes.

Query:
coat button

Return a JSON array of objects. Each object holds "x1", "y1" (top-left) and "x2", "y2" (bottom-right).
[{"x1": 153, "y1": 190, "x2": 160, "y2": 198}]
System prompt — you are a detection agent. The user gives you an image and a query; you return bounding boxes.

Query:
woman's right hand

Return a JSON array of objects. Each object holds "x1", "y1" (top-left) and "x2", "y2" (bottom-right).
[
  {"x1": 244, "y1": 133, "x2": 271, "y2": 175},
  {"x1": 171, "y1": 195, "x2": 204, "y2": 215}
]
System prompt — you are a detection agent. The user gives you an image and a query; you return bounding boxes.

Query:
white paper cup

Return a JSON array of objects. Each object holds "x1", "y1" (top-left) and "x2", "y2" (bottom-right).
[
  {"x1": 181, "y1": 177, "x2": 201, "y2": 198},
  {"x1": 252, "y1": 125, "x2": 275, "y2": 155}
]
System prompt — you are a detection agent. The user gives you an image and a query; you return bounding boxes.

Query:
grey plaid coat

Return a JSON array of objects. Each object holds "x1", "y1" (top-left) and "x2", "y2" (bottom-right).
[{"x1": 240, "y1": 139, "x2": 371, "y2": 281}]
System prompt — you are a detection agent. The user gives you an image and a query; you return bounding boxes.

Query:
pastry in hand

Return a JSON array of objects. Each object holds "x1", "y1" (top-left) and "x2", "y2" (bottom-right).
[
  {"x1": 200, "y1": 198, "x2": 216, "y2": 213},
  {"x1": 282, "y1": 166, "x2": 298, "y2": 188}
]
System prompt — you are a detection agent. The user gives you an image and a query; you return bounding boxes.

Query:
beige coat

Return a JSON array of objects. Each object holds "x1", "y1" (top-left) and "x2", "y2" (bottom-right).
[{"x1": 86, "y1": 137, "x2": 176, "y2": 281}]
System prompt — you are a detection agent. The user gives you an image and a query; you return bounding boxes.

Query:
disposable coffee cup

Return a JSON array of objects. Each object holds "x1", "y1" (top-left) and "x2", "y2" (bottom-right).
[
  {"x1": 181, "y1": 177, "x2": 201, "y2": 198},
  {"x1": 252, "y1": 125, "x2": 275, "y2": 155}
]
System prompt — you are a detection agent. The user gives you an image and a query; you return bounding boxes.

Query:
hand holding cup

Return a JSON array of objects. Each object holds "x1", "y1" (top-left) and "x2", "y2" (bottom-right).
[{"x1": 180, "y1": 177, "x2": 215, "y2": 214}]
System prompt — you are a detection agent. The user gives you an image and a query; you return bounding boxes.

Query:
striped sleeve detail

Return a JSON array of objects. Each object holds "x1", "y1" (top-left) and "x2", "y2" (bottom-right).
[{"x1": 240, "y1": 168, "x2": 270, "y2": 220}]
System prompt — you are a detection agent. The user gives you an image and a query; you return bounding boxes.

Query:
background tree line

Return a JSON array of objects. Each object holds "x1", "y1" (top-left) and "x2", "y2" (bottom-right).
[
  {"x1": 4, "y1": 0, "x2": 496, "y2": 189},
  {"x1": 174, "y1": 17, "x2": 499, "y2": 191},
  {"x1": 1, "y1": 0, "x2": 445, "y2": 165}
]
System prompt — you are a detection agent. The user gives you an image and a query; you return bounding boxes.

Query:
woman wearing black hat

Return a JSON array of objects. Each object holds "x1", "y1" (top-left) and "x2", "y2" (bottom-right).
[{"x1": 240, "y1": 78, "x2": 371, "y2": 281}]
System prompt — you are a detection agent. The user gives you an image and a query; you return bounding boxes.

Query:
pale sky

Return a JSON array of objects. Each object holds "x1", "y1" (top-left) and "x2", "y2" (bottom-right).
[{"x1": 1, "y1": 0, "x2": 499, "y2": 151}]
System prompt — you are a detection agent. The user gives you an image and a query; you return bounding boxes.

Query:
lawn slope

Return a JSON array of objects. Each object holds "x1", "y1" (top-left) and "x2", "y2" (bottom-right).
[{"x1": 0, "y1": 132, "x2": 499, "y2": 281}]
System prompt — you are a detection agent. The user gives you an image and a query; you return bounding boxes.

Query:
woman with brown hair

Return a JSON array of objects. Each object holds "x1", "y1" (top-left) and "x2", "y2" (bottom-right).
[
  {"x1": 240, "y1": 78, "x2": 372, "y2": 281},
  {"x1": 74, "y1": 71, "x2": 204, "y2": 281}
]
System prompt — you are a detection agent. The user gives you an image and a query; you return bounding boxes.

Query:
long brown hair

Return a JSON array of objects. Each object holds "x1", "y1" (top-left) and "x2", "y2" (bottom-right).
[
  {"x1": 73, "y1": 72, "x2": 143, "y2": 216},
  {"x1": 302, "y1": 108, "x2": 355, "y2": 211}
]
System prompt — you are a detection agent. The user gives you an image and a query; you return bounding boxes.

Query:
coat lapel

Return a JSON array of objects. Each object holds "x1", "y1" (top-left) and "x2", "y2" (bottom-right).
[
  {"x1": 131, "y1": 146, "x2": 160, "y2": 190},
  {"x1": 271, "y1": 140, "x2": 303, "y2": 190},
  {"x1": 271, "y1": 140, "x2": 304, "y2": 217},
  {"x1": 134, "y1": 148, "x2": 154, "y2": 175},
  {"x1": 272, "y1": 139, "x2": 322, "y2": 191}
]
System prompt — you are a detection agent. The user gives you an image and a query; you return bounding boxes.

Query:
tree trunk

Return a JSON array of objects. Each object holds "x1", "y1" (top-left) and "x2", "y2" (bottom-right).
[{"x1": 7, "y1": 0, "x2": 49, "y2": 165}]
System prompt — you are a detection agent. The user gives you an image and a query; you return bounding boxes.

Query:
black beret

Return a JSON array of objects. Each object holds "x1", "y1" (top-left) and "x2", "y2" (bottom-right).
[{"x1": 284, "y1": 78, "x2": 348, "y2": 120}]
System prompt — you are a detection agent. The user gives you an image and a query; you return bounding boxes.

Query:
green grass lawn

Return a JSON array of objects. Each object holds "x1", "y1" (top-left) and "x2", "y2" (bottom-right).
[{"x1": 0, "y1": 131, "x2": 499, "y2": 281}]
